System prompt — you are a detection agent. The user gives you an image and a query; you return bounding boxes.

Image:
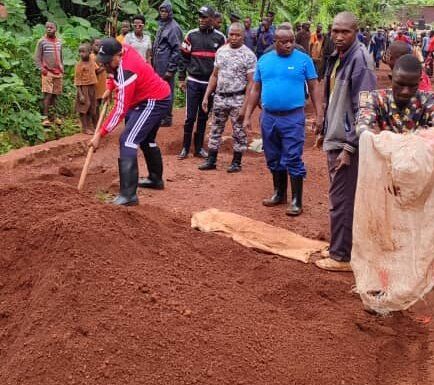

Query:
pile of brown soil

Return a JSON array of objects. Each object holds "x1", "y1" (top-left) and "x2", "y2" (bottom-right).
[{"x1": 0, "y1": 181, "x2": 430, "y2": 385}]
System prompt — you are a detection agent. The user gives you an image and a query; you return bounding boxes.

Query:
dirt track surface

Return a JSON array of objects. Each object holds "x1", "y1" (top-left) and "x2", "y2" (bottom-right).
[{"x1": 0, "y1": 68, "x2": 433, "y2": 384}]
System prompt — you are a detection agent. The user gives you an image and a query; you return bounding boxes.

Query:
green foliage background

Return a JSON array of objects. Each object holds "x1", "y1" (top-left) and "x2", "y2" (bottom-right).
[{"x1": 0, "y1": 0, "x2": 432, "y2": 153}]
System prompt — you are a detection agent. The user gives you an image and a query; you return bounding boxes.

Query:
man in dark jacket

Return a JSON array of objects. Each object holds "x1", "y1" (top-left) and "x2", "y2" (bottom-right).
[
  {"x1": 296, "y1": 23, "x2": 311, "y2": 53},
  {"x1": 152, "y1": 0, "x2": 183, "y2": 127},
  {"x1": 321, "y1": 24, "x2": 334, "y2": 78},
  {"x1": 178, "y1": 5, "x2": 226, "y2": 159},
  {"x1": 315, "y1": 12, "x2": 376, "y2": 272}
]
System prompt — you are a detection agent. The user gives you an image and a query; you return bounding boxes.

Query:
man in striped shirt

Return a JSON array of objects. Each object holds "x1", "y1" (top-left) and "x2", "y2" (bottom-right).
[{"x1": 35, "y1": 22, "x2": 64, "y2": 127}]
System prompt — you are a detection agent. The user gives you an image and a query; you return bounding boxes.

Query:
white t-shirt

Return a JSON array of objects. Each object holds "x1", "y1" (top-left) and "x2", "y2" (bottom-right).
[{"x1": 125, "y1": 32, "x2": 152, "y2": 60}]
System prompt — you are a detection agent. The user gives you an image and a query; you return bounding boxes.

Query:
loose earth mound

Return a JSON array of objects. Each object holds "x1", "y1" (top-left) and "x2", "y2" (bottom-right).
[{"x1": 0, "y1": 181, "x2": 431, "y2": 385}]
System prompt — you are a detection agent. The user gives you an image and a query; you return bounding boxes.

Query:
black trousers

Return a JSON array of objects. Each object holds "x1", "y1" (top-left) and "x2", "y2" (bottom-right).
[
  {"x1": 119, "y1": 97, "x2": 170, "y2": 158},
  {"x1": 182, "y1": 79, "x2": 212, "y2": 152},
  {"x1": 327, "y1": 150, "x2": 359, "y2": 262}
]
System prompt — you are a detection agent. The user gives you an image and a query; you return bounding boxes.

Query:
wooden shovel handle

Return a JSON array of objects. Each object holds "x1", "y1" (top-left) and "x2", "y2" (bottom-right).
[{"x1": 77, "y1": 102, "x2": 108, "y2": 191}]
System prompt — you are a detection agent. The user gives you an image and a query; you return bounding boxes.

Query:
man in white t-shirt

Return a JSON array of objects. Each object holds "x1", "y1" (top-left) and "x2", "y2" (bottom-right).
[
  {"x1": 125, "y1": 15, "x2": 152, "y2": 62},
  {"x1": 199, "y1": 22, "x2": 257, "y2": 172}
]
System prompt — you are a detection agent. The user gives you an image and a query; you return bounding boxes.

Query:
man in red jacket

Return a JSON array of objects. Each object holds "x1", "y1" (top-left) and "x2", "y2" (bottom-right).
[{"x1": 89, "y1": 38, "x2": 171, "y2": 206}]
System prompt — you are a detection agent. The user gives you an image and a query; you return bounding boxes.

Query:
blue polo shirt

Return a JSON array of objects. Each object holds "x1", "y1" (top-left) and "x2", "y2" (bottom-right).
[{"x1": 254, "y1": 49, "x2": 317, "y2": 111}]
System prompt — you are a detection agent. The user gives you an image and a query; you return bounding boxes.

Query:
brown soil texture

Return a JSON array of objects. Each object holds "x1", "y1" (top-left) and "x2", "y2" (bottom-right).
[{"x1": 0, "y1": 66, "x2": 432, "y2": 384}]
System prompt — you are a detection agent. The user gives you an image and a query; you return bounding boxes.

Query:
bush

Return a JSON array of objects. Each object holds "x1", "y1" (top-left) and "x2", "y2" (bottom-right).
[{"x1": 0, "y1": 0, "x2": 102, "y2": 154}]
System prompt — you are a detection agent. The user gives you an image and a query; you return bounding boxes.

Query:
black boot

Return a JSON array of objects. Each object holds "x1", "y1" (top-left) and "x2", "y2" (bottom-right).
[
  {"x1": 286, "y1": 176, "x2": 303, "y2": 216},
  {"x1": 198, "y1": 150, "x2": 217, "y2": 170},
  {"x1": 227, "y1": 151, "x2": 243, "y2": 173},
  {"x1": 193, "y1": 132, "x2": 208, "y2": 158},
  {"x1": 113, "y1": 157, "x2": 139, "y2": 206},
  {"x1": 160, "y1": 116, "x2": 172, "y2": 127},
  {"x1": 262, "y1": 171, "x2": 288, "y2": 206},
  {"x1": 138, "y1": 145, "x2": 164, "y2": 190}
]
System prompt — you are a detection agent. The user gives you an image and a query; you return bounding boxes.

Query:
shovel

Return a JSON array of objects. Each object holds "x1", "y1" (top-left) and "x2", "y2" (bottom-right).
[{"x1": 77, "y1": 102, "x2": 108, "y2": 191}]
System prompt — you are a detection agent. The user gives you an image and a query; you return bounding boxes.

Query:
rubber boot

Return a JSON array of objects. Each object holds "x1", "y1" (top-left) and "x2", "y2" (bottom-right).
[
  {"x1": 160, "y1": 116, "x2": 172, "y2": 127},
  {"x1": 138, "y1": 145, "x2": 164, "y2": 190},
  {"x1": 198, "y1": 150, "x2": 218, "y2": 170},
  {"x1": 262, "y1": 171, "x2": 288, "y2": 206},
  {"x1": 112, "y1": 157, "x2": 139, "y2": 206},
  {"x1": 194, "y1": 132, "x2": 208, "y2": 158},
  {"x1": 286, "y1": 176, "x2": 303, "y2": 216},
  {"x1": 227, "y1": 151, "x2": 243, "y2": 173}
]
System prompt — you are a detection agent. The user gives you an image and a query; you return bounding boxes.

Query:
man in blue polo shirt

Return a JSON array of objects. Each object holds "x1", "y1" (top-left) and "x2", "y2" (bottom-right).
[{"x1": 244, "y1": 25, "x2": 323, "y2": 216}]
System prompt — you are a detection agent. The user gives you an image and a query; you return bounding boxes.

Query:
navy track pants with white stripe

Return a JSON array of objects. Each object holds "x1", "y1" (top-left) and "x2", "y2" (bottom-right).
[{"x1": 119, "y1": 97, "x2": 171, "y2": 158}]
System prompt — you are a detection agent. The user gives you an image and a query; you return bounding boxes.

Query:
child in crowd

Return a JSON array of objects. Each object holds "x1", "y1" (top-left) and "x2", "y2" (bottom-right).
[
  {"x1": 90, "y1": 38, "x2": 107, "y2": 111},
  {"x1": 34, "y1": 21, "x2": 64, "y2": 127},
  {"x1": 116, "y1": 20, "x2": 131, "y2": 44},
  {"x1": 74, "y1": 43, "x2": 97, "y2": 134}
]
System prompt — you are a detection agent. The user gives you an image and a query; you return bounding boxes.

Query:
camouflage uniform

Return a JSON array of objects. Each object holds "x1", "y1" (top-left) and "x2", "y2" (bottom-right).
[{"x1": 208, "y1": 44, "x2": 257, "y2": 152}]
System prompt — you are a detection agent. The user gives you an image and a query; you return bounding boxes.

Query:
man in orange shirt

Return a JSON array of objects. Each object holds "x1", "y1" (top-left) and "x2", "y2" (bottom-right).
[{"x1": 310, "y1": 24, "x2": 325, "y2": 80}]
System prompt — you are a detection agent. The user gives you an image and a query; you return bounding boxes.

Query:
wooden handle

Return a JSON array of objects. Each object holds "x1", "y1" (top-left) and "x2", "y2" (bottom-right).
[{"x1": 77, "y1": 102, "x2": 108, "y2": 191}]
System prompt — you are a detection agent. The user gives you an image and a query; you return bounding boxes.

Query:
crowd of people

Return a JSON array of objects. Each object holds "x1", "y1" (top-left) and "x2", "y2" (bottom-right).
[{"x1": 33, "y1": 3, "x2": 433, "y2": 273}]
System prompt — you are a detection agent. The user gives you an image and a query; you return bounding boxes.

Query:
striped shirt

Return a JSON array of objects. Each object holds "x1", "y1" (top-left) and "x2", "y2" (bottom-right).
[{"x1": 34, "y1": 36, "x2": 64, "y2": 74}]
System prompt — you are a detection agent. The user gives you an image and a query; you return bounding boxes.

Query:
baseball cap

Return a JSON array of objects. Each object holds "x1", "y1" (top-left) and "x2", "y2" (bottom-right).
[
  {"x1": 97, "y1": 37, "x2": 122, "y2": 64},
  {"x1": 198, "y1": 5, "x2": 214, "y2": 18},
  {"x1": 230, "y1": 12, "x2": 241, "y2": 20}
]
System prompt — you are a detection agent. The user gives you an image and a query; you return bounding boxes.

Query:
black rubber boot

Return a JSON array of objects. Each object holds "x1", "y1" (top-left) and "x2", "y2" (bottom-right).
[
  {"x1": 138, "y1": 145, "x2": 164, "y2": 190},
  {"x1": 198, "y1": 150, "x2": 217, "y2": 170},
  {"x1": 286, "y1": 176, "x2": 303, "y2": 216},
  {"x1": 193, "y1": 132, "x2": 208, "y2": 158},
  {"x1": 113, "y1": 157, "x2": 139, "y2": 206},
  {"x1": 262, "y1": 171, "x2": 288, "y2": 207},
  {"x1": 227, "y1": 151, "x2": 243, "y2": 173},
  {"x1": 160, "y1": 116, "x2": 172, "y2": 127}
]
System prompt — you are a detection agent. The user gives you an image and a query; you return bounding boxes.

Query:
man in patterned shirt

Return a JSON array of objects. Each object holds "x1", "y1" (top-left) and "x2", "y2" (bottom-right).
[
  {"x1": 199, "y1": 22, "x2": 257, "y2": 172},
  {"x1": 357, "y1": 54, "x2": 433, "y2": 135}
]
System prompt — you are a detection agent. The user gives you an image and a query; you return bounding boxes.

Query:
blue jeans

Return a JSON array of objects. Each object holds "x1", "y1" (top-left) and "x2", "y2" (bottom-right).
[{"x1": 261, "y1": 108, "x2": 306, "y2": 178}]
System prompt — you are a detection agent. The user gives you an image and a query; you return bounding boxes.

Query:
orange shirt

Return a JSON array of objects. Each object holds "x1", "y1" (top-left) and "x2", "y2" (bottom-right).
[
  {"x1": 74, "y1": 58, "x2": 97, "y2": 86},
  {"x1": 90, "y1": 53, "x2": 107, "y2": 98},
  {"x1": 310, "y1": 33, "x2": 324, "y2": 60}
]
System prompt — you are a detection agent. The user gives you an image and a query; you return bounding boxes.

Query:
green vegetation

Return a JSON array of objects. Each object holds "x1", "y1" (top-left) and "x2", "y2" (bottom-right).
[{"x1": 0, "y1": 0, "x2": 432, "y2": 154}]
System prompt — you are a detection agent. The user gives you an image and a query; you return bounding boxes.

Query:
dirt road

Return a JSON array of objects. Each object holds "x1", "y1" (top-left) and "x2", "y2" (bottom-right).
[{"x1": 0, "y1": 67, "x2": 433, "y2": 385}]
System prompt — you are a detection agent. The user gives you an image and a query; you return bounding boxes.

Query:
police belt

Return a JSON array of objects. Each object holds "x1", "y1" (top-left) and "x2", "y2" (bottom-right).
[{"x1": 216, "y1": 89, "x2": 246, "y2": 97}]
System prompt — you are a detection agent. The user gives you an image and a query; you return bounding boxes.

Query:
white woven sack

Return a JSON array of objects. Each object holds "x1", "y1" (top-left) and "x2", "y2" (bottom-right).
[{"x1": 352, "y1": 129, "x2": 434, "y2": 314}]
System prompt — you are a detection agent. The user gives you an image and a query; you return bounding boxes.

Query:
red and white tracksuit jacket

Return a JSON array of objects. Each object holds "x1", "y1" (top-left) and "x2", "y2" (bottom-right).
[{"x1": 100, "y1": 45, "x2": 170, "y2": 137}]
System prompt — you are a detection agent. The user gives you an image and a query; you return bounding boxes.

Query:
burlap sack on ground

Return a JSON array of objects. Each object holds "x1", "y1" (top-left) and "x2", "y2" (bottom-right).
[
  {"x1": 352, "y1": 129, "x2": 434, "y2": 314},
  {"x1": 191, "y1": 208, "x2": 327, "y2": 263}
]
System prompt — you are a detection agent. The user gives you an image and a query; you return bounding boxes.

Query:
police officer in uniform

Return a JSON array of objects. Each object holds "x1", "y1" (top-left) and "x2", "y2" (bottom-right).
[{"x1": 199, "y1": 22, "x2": 257, "y2": 172}]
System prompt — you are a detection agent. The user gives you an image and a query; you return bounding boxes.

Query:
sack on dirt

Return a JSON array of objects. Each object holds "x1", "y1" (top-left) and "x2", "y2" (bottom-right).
[
  {"x1": 352, "y1": 129, "x2": 434, "y2": 314},
  {"x1": 191, "y1": 208, "x2": 327, "y2": 263}
]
